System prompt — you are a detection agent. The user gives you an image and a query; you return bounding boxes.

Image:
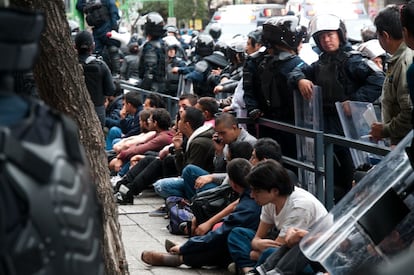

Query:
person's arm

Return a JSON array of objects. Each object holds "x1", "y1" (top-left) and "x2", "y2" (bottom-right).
[
  {"x1": 108, "y1": 0, "x2": 120, "y2": 29},
  {"x1": 194, "y1": 199, "x2": 239, "y2": 236},
  {"x1": 347, "y1": 56, "x2": 384, "y2": 102},
  {"x1": 101, "y1": 61, "x2": 115, "y2": 96},
  {"x1": 382, "y1": 62, "x2": 413, "y2": 144},
  {"x1": 251, "y1": 221, "x2": 281, "y2": 253}
]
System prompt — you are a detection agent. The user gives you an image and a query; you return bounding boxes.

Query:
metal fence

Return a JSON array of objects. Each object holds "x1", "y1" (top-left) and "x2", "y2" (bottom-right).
[{"x1": 120, "y1": 81, "x2": 391, "y2": 209}]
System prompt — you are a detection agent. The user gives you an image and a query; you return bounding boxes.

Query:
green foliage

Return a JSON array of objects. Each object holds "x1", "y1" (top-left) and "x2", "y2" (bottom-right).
[{"x1": 142, "y1": 0, "x2": 209, "y2": 28}]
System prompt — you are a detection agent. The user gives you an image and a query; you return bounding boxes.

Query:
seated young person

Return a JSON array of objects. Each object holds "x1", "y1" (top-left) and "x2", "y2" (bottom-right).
[
  {"x1": 227, "y1": 159, "x2": 327, "y2": 274},
  {"x1": 141, "y1": 158, "x2": 261, "y2": 268}
]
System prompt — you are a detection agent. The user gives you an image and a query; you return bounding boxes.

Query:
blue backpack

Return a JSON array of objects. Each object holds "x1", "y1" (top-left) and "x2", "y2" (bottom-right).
[{"x1": 166, "y1": 196, "x2": 194, "y2": 235}]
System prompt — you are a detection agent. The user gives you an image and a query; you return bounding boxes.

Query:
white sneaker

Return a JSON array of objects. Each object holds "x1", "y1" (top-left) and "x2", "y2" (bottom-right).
[
  {"x1": 228, "y1": 262, "x2": 237, "y2": 274},
  {"x1": 110, "y1": 174, "x2": 122, "y2": 187}
]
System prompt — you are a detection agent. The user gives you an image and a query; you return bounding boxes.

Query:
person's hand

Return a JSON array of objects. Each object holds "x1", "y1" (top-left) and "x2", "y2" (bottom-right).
[
  {"x1": 194, "y1": 174, "x2": 214, "y2": 189},
  {"x1": 212, "y1": 132, "x2": 225, "y2": 153},
  {"x1": 251, "y1": 238, "x2": 280, "y2": 253},
  {"x1": 249, "y1": 109, "x2": 262, "y2": 120},
  {"x1": 158, "y1": 144, "x2": 172, "y2": 160},
  {"x1": 285, "y1": 227, "x2": 308, "y2": 247},
  {"x1": 194, "y1": 220, "x2": 213, "y2": 236},
  {"x1": 120, "y1": 105, "x2": 127, "y2": 119},
  {"x1": 342, "y1": 100, "x2": 352, "y2": 116},
  {"x1": 223, "y1": 106, "x2": 233, "y2": 112},
  {"x1": 109, "y1": 158, "x2": 123, "y2": 172},
  {"x1": 130, "y1": 154, "x2": 145, "y2": 167},
  {"x1": 211, "y1": 68, "x2": 221, "y2": 75},
  {"x1": 171, "y1": 67, "x2": 179, "y2": 74},
  {"x1": 172, "y1": 131, "x2": 183, "y2": 149},
  {"x1": 213, "y1": 85, "x2": 224, "y2": 94},
  {"x1": 169, "y1": 245, "x2": 180, "y2": 254},
  {"x1": 369, "y1": 122, "x2": 384, "y2": 141},
  {"x1": 298, "y1": 79, "x2": 314, "y2": 100}
]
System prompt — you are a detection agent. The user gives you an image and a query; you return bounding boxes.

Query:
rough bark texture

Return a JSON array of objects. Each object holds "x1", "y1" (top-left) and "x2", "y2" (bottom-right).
[{"x1": 10, "y1": 0, "x2": 127, "y2": 274}]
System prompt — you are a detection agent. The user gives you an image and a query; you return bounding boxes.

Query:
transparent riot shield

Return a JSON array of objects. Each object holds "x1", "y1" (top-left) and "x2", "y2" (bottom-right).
[
  {"x1": 300, "y1": 131, "x2": 414, "y2": 275},
  {"x1": 294, "y1": 86, "x2": 323, "y2": 194},
  {"x1": 335, "y1": 101, "x2": 388, "y2": 169}
]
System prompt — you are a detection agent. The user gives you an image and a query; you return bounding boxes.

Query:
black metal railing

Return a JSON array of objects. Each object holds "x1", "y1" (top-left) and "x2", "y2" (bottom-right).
[{"x1": 119, "y1": 81, "x2": 392, "y2": 209}]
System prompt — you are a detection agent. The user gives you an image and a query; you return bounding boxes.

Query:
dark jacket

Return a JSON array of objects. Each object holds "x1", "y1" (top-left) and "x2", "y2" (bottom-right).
[
  {"x1": 138, "y1": 39, "x2": 166, "y2": 92},
  {"x1": 246, "y1": 51, "x2": 305, "y2": 122},
  {"x1": 288, "y1": 43, "x2": 385, "y2": 134},
  {"x1": 119, "y1": 107, "x2": 142, "y2": 138},
  {"x1": 105, "y1": 94, "x2": 123, "y2": 128},
  {"x1": 78, "y1": 54, "x2": 115, "y2": 106},
  {"x1": 175, "y1": 126, "x2": 215, "y2": 173}
]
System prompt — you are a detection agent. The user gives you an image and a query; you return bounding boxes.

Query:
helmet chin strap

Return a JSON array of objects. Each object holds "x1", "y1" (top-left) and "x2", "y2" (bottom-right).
[{"x1": 0, "y1": 0, "x2": 10, "y2": 8}]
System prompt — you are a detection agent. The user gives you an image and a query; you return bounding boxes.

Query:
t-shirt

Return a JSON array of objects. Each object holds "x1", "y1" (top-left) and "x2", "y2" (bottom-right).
[{"x1": 260, "y1": 187, "x2": 328, "y2": 237}]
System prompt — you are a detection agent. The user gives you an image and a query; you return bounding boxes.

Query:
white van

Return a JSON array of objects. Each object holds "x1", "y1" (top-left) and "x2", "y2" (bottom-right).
[
  {"x1": 286, "y1": 0, "x2": 374, "y2": 42},
  {"x1": 206, "y1": 3, "x2": 287, "y2": 43}
]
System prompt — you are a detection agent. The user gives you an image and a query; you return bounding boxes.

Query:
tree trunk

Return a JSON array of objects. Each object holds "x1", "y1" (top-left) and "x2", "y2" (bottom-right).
[{"x1": 10, "y1": 1, "x2": 127, "y2": 274}]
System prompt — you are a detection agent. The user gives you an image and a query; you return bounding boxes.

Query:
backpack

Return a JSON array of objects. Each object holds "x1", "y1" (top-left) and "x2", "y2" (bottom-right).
[
  {"x1": 82, "y1": 56, "x2": 106, "y2": 106},
  {"x1": 84, "y1": 0, "x2": 109, "y2": 28},
  {"x1": 190, "y1": 183, "x2": 239, "y2": 224},
  {"x1": 165, "y1": 196, "x2": 194, "y2": 235}
]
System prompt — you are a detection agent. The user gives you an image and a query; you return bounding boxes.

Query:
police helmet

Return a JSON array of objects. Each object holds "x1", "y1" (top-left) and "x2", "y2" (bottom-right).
[
  {"x1": 209, "y1": 23, "x2": 222, "y2": 40},
  {"x1": 248, "y1": 27, "x2": 263, "y2": 47},
  {"x1": 195, "y1": 34, "x2": 214, "y2": 57},
  {"x1": 164, "y1": 35, "x2": 181, "y2": 50},
  {"x1": 227, "y1": 35, "x2": 247, "y2": 62},
  {"x1": 214, "y1": 40, "x2": 228, "y2": 55},
  {"x1": 262, "y1": 15, "x2": 306, "y2": 52},
  {"x1": 308, "y1": 14, "x2": 347, "y2": 50},
  {"x1": 165, "y1": 24, "x2": 179, "y2": 35},
  {"x1": 144, "y1": 12, "x2": 165, "y2": 38}
]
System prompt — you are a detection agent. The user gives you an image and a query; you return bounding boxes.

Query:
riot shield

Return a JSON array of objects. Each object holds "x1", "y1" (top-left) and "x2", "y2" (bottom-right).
[{"x1": 300, "y1": 131, "x2": 414, "y2": 275}]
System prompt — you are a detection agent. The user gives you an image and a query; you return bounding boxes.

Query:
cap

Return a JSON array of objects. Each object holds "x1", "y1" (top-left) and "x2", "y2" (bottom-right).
[{"x1": 75, "y1": 31, "x2": 93, "y2": 50}]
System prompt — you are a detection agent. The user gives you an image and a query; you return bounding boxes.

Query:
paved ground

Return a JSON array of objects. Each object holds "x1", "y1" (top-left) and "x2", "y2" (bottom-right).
[{"x1": 118, "y1": 189, "x2": 232, "y2": 275}]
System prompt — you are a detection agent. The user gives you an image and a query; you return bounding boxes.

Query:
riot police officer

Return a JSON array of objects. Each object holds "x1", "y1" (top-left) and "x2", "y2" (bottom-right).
[
  {"x1": 76, "y1": 0, "x2": 121, "y2": 75},
  {"x1": 0, "y1": 4, "x2": 104, "y2": 274},
  {"x1": 289, "y1": 14, "x2": 385, "y2": 201},
  {"x1": 138, "y1": 12, "x2": 166, "y2": 93},
  {"x1": 244, "y1": 16, "x2": 307, "y2": 172}
]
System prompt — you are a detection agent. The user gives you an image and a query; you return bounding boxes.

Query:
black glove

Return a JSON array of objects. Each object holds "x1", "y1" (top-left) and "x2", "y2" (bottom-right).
[{"x1": 249, "y1": 109, "x2": 262, "y2": 120}]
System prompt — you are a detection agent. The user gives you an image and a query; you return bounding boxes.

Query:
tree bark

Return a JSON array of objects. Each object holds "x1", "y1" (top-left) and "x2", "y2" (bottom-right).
[{"x1": 10, "y1": 1, "x2": 127, "y2": 274}]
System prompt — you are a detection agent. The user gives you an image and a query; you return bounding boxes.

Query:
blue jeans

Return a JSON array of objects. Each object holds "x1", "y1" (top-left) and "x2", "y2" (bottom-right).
[
  {"x1": 105, "y1": 126, "x2": 122, "y2": 150},
  {"x1": 181, "y1": 164, "x2": 218, "y2": 200},
  {"x1": 227, "y1": 227, "x2": 257, "y2": 268},
  {"x1": 153, "y1": 177, "x2": 185, "y2": 199}
]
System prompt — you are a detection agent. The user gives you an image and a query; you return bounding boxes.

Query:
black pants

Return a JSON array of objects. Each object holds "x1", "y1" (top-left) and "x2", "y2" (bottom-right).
[{"x1": 124, "y1": 155, "x2": 178, "y2": 195}]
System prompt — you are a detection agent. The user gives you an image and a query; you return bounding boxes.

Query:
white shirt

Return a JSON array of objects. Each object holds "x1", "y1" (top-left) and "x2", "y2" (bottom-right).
[{"x1": 260, "y1": 187, "x2": 328, "y2": 237}]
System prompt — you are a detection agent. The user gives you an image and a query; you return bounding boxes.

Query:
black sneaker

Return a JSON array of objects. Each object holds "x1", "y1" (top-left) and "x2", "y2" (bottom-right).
[
  {"x1": 114, "y1": 192, "x2": 133, "y2": 205},
  {"x1": 148, "y1": 205, "x2": 167, "y2": 217}
]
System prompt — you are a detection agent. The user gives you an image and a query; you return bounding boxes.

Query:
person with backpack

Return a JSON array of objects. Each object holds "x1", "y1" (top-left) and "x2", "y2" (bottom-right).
[
  {"x1": 75, "y1": 30, "x2": 115, "y2": 129},
  {"x1": 0, "y1": 5, "x2": 104, "y2": 274},
  {"x1": 244, "y1": 16, "x2": 307, "y2": 170},
  {"x1": 76, "y1": 0, "x2": 121, "y2": 75},
  {"x1": 141, "y1": 158, "x2": 261, "y2": 268},
  {"x1": 288, "y1": 14, "x2": 385, "y2": 202}
]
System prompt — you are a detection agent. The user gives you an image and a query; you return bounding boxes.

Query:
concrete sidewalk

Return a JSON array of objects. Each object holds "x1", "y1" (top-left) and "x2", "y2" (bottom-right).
[{"x1": 118, "y1": 189, "x2": 231, "y2": 275}]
